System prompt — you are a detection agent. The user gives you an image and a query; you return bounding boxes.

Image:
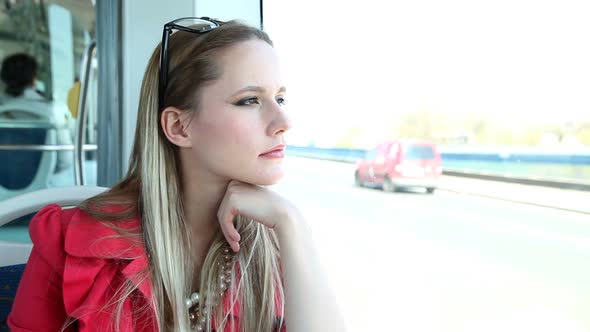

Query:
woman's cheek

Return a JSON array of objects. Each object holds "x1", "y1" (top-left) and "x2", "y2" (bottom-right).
[{"x1": 226, "y1": 118, "x2": 260, "y2": 147}]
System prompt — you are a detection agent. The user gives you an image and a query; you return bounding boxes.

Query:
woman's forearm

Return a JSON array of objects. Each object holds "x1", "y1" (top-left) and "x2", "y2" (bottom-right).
[{"x1": 275, "y1": 208, "x2": 348, "y2": 332}]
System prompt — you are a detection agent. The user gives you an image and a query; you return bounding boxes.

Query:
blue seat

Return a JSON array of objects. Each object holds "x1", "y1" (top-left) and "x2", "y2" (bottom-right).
[
  {"x1": 0, "y1": 264, "x2": 26, "y2": 331},
  {"x1": 0, "y1": 102, "x2": 59, "y2": 200},
  {"x1": 0, "y1": 128, "x2": 48, "y2": 190}
]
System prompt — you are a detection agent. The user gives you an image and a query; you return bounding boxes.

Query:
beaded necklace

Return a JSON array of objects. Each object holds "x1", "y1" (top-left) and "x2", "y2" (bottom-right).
[{"x1": 186, "y1": 246, "x2": 235, "y2": 331}]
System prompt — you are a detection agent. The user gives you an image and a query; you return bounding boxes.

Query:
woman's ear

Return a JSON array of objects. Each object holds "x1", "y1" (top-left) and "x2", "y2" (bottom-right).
[{"x1": 160, "y1": 107, "x2": 193, "y2": 148}]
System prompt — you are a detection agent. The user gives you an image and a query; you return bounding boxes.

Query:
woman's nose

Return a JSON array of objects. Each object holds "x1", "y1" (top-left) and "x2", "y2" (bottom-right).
[{"x1": 267, "y1": 106, "x2": 292, "y2": 136}]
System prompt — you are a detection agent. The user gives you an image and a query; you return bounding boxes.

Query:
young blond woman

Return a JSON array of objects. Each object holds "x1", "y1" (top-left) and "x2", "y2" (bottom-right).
[{"x1": 8, "y1": 18, "x2": 346, "y2": 332}]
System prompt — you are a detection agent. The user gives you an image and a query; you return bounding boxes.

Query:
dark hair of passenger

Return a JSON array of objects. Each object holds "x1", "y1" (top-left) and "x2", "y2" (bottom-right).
[{"x1": 0, "y1": 53, "x2": 38, "y2": 97}]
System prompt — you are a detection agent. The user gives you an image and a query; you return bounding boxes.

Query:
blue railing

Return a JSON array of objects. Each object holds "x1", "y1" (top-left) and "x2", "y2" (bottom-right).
[
  {"x1": 286, "y1": 146, "x2": 366, "y2": 162},
  {"x1": 285, "y1": 145, "x2": 590, "y2": 184}
]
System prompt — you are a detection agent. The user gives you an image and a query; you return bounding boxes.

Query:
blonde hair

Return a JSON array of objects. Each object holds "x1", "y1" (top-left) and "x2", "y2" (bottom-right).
[{"x1": 79, "y1": 21, "x2": 284, "y2": 332}]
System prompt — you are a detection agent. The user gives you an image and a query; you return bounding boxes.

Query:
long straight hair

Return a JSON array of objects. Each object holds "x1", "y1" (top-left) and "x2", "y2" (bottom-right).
[{"x1": 79, "y1": 21, "x2": 284, "y2": 332}]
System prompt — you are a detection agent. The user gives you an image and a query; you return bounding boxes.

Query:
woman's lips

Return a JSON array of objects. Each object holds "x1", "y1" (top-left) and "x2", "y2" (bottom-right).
[
  {"x1": 259, "y1": 145, "x2": 285, "y2": 158},
  {"x1": 259, "y1": 150, "x2": 285, "y2": 158}
]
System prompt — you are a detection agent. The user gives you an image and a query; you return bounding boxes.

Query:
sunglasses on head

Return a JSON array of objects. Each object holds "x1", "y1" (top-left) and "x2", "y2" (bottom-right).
[{"x1": 158, "y1": 17, "x2": 224, "y2": 112}]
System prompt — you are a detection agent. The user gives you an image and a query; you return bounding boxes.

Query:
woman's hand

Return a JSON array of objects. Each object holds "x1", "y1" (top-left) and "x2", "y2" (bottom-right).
[
  {"x1": 217, "y1": 180, "x2": 299, "y2": 252},
  {"x1": 218, "y1": 182, "x2": 347, "y2": 331}
]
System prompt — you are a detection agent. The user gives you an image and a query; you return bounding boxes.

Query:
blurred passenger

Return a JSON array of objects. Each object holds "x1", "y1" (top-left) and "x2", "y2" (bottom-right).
[
  {"x1": 8, "y1": 18, "x2": 346, "y2": 332},
  {"x1": 0, "y1": 53, "x2": 44, "y2": 102},
  {"x1": 0, "y1": 53, "x2": 73, "y2": 172}
]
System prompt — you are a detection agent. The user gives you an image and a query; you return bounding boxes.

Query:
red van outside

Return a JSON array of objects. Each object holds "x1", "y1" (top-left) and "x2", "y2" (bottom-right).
[{"x1": 354, "y1": 140, "x2": 443, "y2": 193}]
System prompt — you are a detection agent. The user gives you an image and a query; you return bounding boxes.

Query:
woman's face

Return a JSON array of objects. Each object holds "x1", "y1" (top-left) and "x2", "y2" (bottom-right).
[{"x1": 186, "y1": 39, "x2": 291, "y2": 186}]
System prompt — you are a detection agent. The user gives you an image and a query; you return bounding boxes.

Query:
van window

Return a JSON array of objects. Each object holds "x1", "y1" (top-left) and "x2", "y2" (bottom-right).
[
  {"x1": 388, "y1": 144, "x2": 399, "y2": 158},
  {"x1": 404, "y1": 145, "x2": 435, "y2": 160},
  {"x1": 365, "y1": 149, "x2": 377, "y2": 160}
]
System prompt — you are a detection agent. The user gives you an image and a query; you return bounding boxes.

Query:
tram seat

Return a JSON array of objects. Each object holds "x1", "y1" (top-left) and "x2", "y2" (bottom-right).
[
  {"x1": 0, "y1": 186, "x2": 108, "y2": 327},
  {"x1": 0, "y1": 104, "x2": 57, "y2": 201}
]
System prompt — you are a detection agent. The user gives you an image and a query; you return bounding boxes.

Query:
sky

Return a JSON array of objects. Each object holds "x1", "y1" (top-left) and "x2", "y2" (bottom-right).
[{"x1": 263, "y1": 0, "x2": 590, "y2": 147}]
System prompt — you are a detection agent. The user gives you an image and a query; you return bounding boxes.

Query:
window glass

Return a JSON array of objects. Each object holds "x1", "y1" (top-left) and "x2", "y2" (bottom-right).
[
  {"x1": 265, "y1": 1, "x2": 590, "y2": 331},
  {"x1": 404, "y1": 145, "x2": 435, "y2": 160},
  {"x1": 0, "y1": 0, "x2": 96, "y2": 239}
]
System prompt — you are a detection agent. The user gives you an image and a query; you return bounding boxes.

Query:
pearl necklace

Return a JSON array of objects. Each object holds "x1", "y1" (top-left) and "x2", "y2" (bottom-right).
[{"x1": 186, "y1": 247, "x2": 235, "y2": 331}]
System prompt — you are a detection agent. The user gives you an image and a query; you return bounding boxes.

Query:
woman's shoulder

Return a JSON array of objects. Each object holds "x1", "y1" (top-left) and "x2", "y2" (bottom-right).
[
  {"x1": 28, "y1": 204, "x2": 75, "y2": 265},
  {"x1": 23, "y1": 204, "x2": 153, "y2": 329},
  {"x1": 29, "y1": 203, "x2": 143, "y2": 262}
]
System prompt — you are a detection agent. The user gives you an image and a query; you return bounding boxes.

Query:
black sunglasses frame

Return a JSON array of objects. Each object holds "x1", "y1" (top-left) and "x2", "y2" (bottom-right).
[{"x1": 158, "y1": 17, "x2": 223, "y2": 111}]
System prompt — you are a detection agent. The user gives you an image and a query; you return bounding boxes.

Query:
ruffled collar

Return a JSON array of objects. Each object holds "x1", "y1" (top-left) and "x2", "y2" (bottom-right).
[
  {"x1": 61, "y1": 207, "x2": 243, "y2": 321},
  {"x1": 63, "y1": 207, "x2": 152, "y2": 300}
]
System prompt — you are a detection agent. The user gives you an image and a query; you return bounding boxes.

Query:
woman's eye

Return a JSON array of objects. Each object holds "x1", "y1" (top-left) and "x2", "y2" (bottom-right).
[
  {"x1": 276, "y1": 96, "x2": 287, "y2": 106},
  {"x1": 236, "y1": 97, "x2": 260, "y2": 106}
]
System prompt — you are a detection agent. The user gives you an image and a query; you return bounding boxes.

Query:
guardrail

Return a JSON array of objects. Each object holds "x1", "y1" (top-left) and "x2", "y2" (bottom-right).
[
  {"x1": 286, "y1": 146, "x2": 365, "y2": 163},
  {"x1": 285, "y1": 145, "x2": 590, "y2": 191}
]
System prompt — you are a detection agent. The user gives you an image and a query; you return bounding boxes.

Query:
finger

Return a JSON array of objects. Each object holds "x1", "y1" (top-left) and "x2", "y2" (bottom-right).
[
  {"x1": 218, "y1": 187, "x2": 241, "y2": 236},
  {"x1": 218, "y1": 207, "x2": 241, "y2": 252},
  {"x1": 226, "y1": 209, "x2": 241, "y2": 241},
  {"x1": 231, "y1": 241, "x2": 240, "y2": 253}
]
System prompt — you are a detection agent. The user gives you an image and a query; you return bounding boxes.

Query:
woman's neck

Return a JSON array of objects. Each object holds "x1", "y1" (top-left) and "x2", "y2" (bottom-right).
[{"x1": 180, "y1": 159, "x2": 230, "y2": 274}]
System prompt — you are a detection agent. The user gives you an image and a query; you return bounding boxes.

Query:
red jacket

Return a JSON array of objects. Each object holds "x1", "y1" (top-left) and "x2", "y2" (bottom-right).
[{"x1": 8, "y1": 204, "x2": 285, "y2": 331}]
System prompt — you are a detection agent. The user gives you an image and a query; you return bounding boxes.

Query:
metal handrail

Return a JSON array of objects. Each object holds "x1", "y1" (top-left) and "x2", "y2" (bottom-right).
[
  {"x1": 0, "y1": 144, "x2": 97, "y2": 151},
  {"x1": 0, "y1": 121, "x2": 57, "y2": 129},
  {"x1": 74, "y1": 40, "x2": 97, "y2": 186}
]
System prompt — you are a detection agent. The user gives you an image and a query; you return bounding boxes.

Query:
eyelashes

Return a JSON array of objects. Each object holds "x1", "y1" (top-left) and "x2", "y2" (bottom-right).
[
  {"x1": 235, "y1": 96, "x2": 259, "y2": 106},
  {"x1": 235, "y1": 96, "x2": 287, "y2": 107}
]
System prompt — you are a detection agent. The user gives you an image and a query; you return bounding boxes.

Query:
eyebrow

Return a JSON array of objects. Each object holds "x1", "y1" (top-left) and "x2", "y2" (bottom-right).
[{"x1": 231, "y1": 85, "x2": 287, "y2": 97}]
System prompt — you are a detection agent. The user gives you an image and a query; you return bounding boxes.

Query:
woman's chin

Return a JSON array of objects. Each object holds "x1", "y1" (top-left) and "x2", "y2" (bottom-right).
[
  {"x1": 242, "y1": 171, "x2": 285, "y2": 186},
  {"x1": 257, "y1": 175, "x2": 284, "y2": 186}
]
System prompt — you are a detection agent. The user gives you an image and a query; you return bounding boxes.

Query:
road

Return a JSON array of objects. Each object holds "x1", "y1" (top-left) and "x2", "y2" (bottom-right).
[{"x1": 273, "y1": 157, "x2": 590, "y2": 332}]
